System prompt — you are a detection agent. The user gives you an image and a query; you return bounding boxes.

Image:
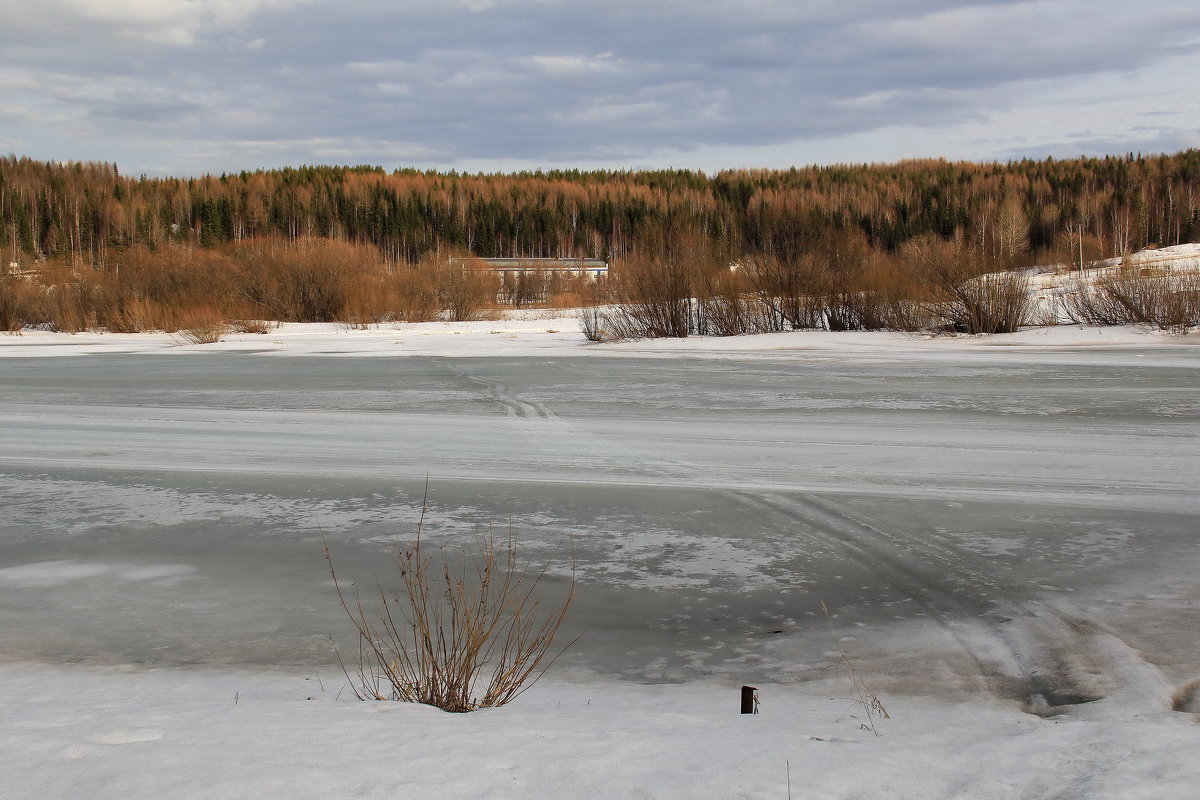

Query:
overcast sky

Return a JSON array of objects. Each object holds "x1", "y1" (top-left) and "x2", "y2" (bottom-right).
[{"x1": 2, "y1": 0, "x2": 1198, "y2": 176}]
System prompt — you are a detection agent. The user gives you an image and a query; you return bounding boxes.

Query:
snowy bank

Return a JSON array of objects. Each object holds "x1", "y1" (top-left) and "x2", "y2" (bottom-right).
[
  {"x1": 2, "y1": 313, "x2": 1198, "y2": 363},
  {"x1": 2, "y1": 663, "x2": 1198, "y2": 800}
]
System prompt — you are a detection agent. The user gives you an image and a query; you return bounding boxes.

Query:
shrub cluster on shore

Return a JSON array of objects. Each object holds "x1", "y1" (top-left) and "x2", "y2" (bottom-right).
[
  {"x1": 4, "y1": 150, "x2": 1200, "y2": 337},
  {"x1": 579, "y1": 233, "x2": 1200, "y2": 340},
  {"x1": 0, "y1": 238, "x2": 584, "y2": 334},
  {"x1": 581, "y1": 231, "x2": 1041, "y2": 340},
  {"x1": 2, "y1": 235, "x2": 1197, "y2": 338}
]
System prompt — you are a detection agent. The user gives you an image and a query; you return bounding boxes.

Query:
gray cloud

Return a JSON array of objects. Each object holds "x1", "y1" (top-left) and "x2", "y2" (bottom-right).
[
  {"x1": 88, "y1": 95, "x2": 204, "y2": 124},
  {"x1": 1, "y1": 0, "x2": 1198, "y2": 173}
]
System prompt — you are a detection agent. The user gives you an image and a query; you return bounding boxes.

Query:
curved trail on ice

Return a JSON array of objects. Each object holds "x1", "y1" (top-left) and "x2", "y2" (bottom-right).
[
  {"x1": 435, "y1": 360, "x2": 558, "y2": 419},
  {"x1": 732, "y1": 491, "x2": 1174, "y2": 716}
]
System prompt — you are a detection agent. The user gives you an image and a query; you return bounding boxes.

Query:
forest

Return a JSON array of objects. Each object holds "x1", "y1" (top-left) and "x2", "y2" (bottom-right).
[{"x1": 2, "y1": 151, "x2": 1199, "y2": 336}]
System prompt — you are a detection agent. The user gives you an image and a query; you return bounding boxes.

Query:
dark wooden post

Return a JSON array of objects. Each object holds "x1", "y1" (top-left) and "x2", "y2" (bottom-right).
[{"x1": 741, "y1": 685, "x2": 758, "y2": 714}]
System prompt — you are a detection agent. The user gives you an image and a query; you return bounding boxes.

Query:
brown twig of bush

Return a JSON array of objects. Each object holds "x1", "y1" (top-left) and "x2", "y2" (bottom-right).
[{"x1": 325, "y1": 496, "x2": 575, "y2": 712}]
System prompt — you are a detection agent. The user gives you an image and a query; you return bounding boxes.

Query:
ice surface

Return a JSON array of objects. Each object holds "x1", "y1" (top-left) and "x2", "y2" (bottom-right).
[{"x1": 1, "y1": 321, "x2": 1198, "y2": 713}]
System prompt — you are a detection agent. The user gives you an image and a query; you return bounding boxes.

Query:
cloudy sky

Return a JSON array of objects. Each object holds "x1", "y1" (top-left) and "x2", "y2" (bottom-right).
[{"x1": 2, "y1": 0, "x2": 1198, "y2": 176}]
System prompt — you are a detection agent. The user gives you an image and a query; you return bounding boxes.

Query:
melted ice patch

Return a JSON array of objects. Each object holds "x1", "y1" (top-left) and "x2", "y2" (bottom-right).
[
  {"x1": 0, "y1": 473, "x2": 415, "y2": 535},
  {"x1": 586, "y1": 530, "x2": 779, "y2": 590}
]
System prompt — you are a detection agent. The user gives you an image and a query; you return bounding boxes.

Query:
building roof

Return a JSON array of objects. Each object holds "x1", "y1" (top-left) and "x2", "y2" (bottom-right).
[{"x1": 451, "y1": 257, "x2": 607, "y2": 270}]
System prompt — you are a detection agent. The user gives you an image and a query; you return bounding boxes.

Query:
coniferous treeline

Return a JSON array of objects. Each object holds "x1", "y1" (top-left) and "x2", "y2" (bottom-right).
[{"x1": 4, "y1": 151, "x2": 1200, "y2": 268}]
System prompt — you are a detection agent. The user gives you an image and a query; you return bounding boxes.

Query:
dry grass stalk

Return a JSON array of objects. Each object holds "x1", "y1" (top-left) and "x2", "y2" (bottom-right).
[
  {"x1": 821, "y1": 601, "x2": 890, "y2": 735},
  {"x1": 325, "y1": 493, "x2": 575, "y2": 712}
]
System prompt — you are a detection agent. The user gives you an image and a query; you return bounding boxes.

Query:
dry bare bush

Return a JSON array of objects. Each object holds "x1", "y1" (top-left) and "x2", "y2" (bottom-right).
[
  {"x1": 236, "y1": 238, "x2": 377, "y2": 322},
  {"x1": 177, "y1": 325, "x2": 226, "y2": 344},
  {"x1": 229, "y1": 318, "x2": 277, "y2": 334},
  {"x1": 1026, "y1": 294, "x2": 1062, "y2": 327},
  {"x1": 175, "y1": 308, "x2": 228, "y2": 344},
  {"x1": 0, "y1": 274, "x2": 39, "y2": 332},
  {"x1": 741, "y1": 234, "x2": 930, "y2": 334},
  {"x1": 576, "y1": 304, "x2": 606, "y2": 342},
  {"x1": 603, "y1": 252, "x2": 695, "y2": 339},
  {"x1": 742, "y1": 231, "x2": 924, "y2": 334},
  {"x1": 596, "y1": 229, "x2": 957, "y2": 340},
  {"x1": 697, "y1": 268, "x2": 767, "y2": 336},
  {"x1": 13, "y1": 260, "x2": 107, "y2": 332},
  {"x1": 337, "y1": 273, "x2": 395, "y2": 329},
  {"x1": 951, "y1": 271, "x2": 1032, "y2": 334},
  {"x1": 1059, "y1": 268, "x2": 1200, "y2": 332},
  {"x1": 393, "y1": 278, "x2": 441, "y2": 321},
  {"x1": 500, "y1": 268, "x2": 541, "y2": 307},
  {"x1": 600, "y1": 224, "x2": 740, "y2": 340},
  {"x1": 102, "y1": 296, "x2": 177, "y2": 333},
  {"x1": 45, "y1": 273, "x2": 97, "y2": 332},
  {"x1": 575, "y1": 281, "x2": 612, "y2": 342},
  {"x1": 741, "y1": 253, "x2": 827, "y2": 331},
  {"x1": 541, "y1": 271, "x2": 591, "y2": 309},
  {"x1": 1059, "y1": 275, "x2": 1133, "y2": 326},
  {"x1": 826, "y1": 285, "x2": 896, "y2": 332},
  {"x1": 94, "y1": 245, "x2": 243, "y2": 332},
  {"x1": 1, "y1": 245, "x2": 240, "y2": 334},
  {"x1": 325, "y1": 500, "x2": 575, "y2": 712},
  {"x1": 817, "y1": 233, "x2": 882, "y2": 332},
  {"x1": 496, "y1": 268, "x2": 590, "y2": 309},
  {"x1": 1149, "y1": 271, "x2": 1200, "y2": 334},
  {"x1": 13, "y1": 248, "x2": 248, "y2": 333},
  {"x1": 386, "y1": 256, "x2": 442, "y2": 322},
  {"x1": 1083, "y1": 268, "x2": 1200, "y2": 334},
  {"x1": 435, "y1": 255, "x2": 499, "y2": 322},
  {"x1": 870, "y1": 262, "x2": 934, "y2": 332},
  {"x1": 903, "y1": 235, "x2": 1032, "y2": 334}
]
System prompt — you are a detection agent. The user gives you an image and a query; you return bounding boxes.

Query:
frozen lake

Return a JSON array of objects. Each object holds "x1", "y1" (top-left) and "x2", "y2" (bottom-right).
[{"x1": 2, "y1": 324, "x2": 1198, "y2": 712}]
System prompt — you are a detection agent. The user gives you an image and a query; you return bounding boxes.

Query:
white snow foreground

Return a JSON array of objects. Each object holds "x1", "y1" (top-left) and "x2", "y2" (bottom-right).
[{"x1": 2, "y1": 663, "x2": 1197, "y2": 800}]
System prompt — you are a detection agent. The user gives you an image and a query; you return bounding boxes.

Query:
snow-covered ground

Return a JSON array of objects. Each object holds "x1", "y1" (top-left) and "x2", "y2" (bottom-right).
[
  {"x1": 2, "y1": 317, "x2": 1198, "y2": 798},
  {"x1": 1026, "y1": 242, "x2": 1200, "y2": 324},
  {"x1": 1032, "y1": 241, "x2": 1200, "y2": 277},
  {"x1": 2, "y1": 310, "x2": 1197, "y2": 362},
  {"x1": 2, "y1": 663, "x2": 1197, "y2": 800}
]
